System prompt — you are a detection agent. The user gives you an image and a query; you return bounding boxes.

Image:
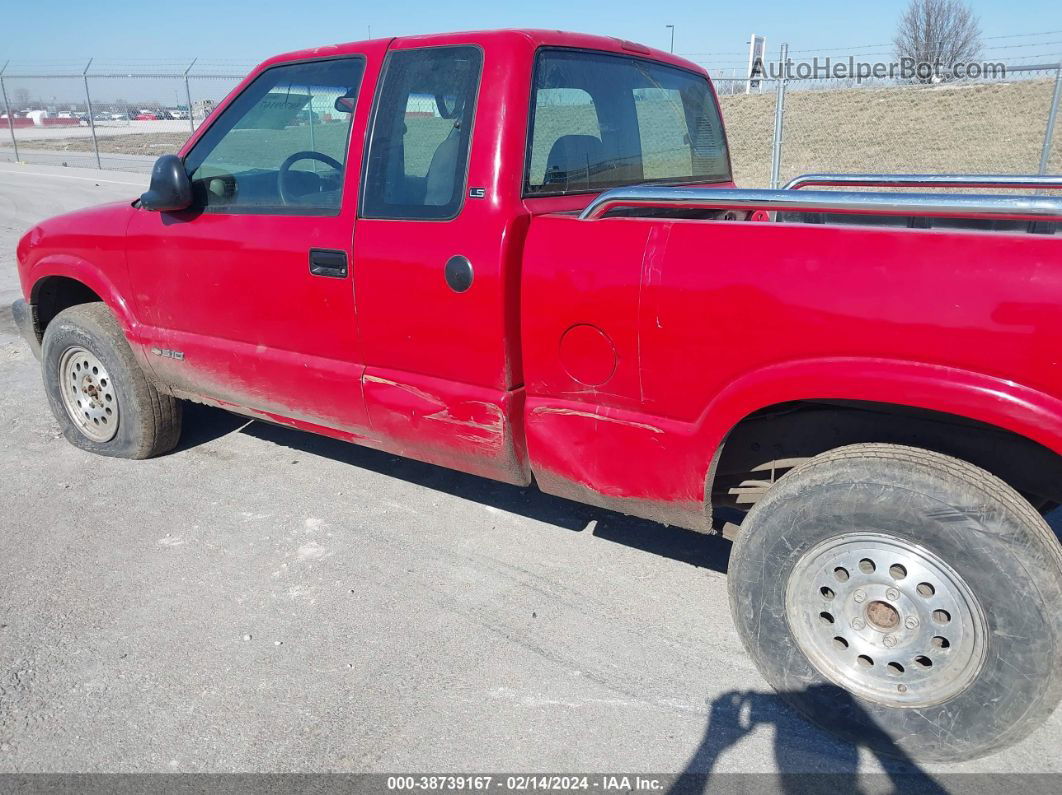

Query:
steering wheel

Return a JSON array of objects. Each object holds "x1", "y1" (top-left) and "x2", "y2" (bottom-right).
[{"x1": 277, "y1": 151, "x2": 344, "y2": 205}]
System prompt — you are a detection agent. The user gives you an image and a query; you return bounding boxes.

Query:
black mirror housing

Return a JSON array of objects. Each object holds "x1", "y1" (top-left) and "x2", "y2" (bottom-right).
[
  {"x1": 334, "y1": 94, "x2": 356, "y2": 114},
  {"x1": 140, "y1": 154, "x2": 193, "y2": 212}
]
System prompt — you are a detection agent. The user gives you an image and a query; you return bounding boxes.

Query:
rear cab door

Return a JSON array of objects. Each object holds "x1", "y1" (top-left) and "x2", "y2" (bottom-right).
[{"x1": 351, "y1": 34, "x2": 534, "y2": 484}]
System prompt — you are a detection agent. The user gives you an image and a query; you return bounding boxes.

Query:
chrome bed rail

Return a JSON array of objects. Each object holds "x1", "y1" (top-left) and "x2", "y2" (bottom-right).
[
  {"x1": 578, "y1": 181, "x2": 1062, "y2": 223},
  {"x1": 783, "y1": 173, "x2": 1062, "y2": 192}
]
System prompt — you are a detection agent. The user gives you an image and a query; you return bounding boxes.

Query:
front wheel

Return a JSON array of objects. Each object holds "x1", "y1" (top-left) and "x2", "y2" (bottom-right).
[
  {"x1": 728, "y1": 443, "x2": 1062, "y2": 762},
  {"x1": 41, "y1": 302, "x2": 182, "y2": 459}
]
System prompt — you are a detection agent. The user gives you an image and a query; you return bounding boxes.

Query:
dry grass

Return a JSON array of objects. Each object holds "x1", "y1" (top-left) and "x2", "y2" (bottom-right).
[
  {"x1": 721, "y1": 78, "x2": 1062, "y2": 187},
  {"x1": 23, "y1": 132, "x2": 191, "y2": 156}
]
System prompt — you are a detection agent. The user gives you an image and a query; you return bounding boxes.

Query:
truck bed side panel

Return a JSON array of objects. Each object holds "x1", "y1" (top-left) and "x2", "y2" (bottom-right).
[{"x1": 521, "y1": 214, "x2": 1062, "y2": 530}]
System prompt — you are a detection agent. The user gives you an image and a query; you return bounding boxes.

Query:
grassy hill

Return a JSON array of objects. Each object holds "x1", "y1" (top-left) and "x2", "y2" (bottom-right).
[{"x1": 720, "y1": 77, "x2": 1062, "y2": 188}]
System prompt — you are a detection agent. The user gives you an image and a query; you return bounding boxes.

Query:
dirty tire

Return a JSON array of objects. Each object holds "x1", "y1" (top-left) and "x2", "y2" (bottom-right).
[
  {"x1": 728, "y1": 443, "x2": 1062, "y2": 762},
  {"x1": 41, "y1": 302, "x2": 181, "y2": 459}
]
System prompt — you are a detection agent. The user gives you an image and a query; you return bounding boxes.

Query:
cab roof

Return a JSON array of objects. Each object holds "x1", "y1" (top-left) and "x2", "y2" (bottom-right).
[{"x1": 259, "y1": 28, "x2": 707, "y2": 78}]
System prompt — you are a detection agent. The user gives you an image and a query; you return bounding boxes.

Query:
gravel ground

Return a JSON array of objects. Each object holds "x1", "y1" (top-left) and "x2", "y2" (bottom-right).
[
  {"x1": 0, "y1": 120, "x2": 194, "y2": 142},
  {"x1": 1, "y1": 162, "x2": 1060, "y2": 780},
  {"x1": 9, "y1": 132, "x2": 191, "y2": 156}
]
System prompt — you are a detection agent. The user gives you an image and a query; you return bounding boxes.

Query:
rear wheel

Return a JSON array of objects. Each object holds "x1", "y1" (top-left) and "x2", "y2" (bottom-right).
[
  {"x1": 728, "y1": 443, "x2": 1062, "y2": 762},
  {"x1": 42, "y1": 303, "x2": 181, "y2": 459}
]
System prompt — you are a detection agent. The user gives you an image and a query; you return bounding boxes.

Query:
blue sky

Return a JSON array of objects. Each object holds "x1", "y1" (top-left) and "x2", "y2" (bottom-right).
[{"x1": 2, "y1": 0, "x2": 1059, "y2": 67}]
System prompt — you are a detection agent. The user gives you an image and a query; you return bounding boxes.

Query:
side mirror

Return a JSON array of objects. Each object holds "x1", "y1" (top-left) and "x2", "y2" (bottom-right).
[{"x1": 140, "y1": 154, "x2": 192, "y2": 212}]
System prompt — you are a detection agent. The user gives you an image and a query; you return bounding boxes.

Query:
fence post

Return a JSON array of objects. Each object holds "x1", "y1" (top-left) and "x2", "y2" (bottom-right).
[
  {"x1": 1039, "y1": 62, "x2": 1062, "y2": 176},
  {"x1": 0, "y1": 61, "x2": 20, "y2": 163},
  {"x1": 770, "y1": 43, "x2": 789, "y2": 189},
  {"x1": 82, "y1": 58, "x2": 102, "y2": 169},
  {"x1": 184, "y1": 58, "x2": 197, "y2": 134}
]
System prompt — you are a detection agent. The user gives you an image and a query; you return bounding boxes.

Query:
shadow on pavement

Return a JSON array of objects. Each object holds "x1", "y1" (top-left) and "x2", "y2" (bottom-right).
[
  {"x1": 1046, "y1": 506, "x2": 1062, "y2": 540},
  {"x1": 670, "y1": 686, "x2": 947, "y2": 794},
  {"x1": 172, "y1": 401, "x2": 251, "y2": 453},
  {"x1": 176, "y1": 403, "x2": 1062, "y2": 568},
  {"x1": 217, "y1": 409, "x2": 733, "y2": 573}
]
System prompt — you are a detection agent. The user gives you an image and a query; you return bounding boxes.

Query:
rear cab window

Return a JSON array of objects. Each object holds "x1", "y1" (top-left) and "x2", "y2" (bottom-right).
[{"x1": 525, "y1": 49, "x2": 731, "y2": 196}]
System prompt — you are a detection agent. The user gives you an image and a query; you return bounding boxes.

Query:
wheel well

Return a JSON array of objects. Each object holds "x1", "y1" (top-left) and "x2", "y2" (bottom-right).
[
  {"x1": 712, "y1": 400, "x2": 1062, "y2": 515},
  {"x1": 29, "y1": 277, "x2": 103, "y2": 342}
]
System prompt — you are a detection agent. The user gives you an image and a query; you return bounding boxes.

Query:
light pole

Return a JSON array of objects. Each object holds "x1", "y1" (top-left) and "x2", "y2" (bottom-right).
[{"x1": 665, "y1": 24, "x2": 675, "y2": 53}]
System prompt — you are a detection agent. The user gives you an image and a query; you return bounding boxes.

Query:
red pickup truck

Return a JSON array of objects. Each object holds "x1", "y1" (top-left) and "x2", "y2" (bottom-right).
[{"x1": 12, "y1": 29, "x2": 1062, "y2": 762}]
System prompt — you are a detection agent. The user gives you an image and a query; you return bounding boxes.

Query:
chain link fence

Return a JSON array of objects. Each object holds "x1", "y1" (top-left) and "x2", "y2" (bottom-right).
[
  {"x1": 0, "y1": 59, "x2": 249, "y2": 172},
  {"x1": 1, "y1": 54, "x2": 1060, "y2": 186},
  {"x1": 713, "y1": 61, "x2": 1062, "y2": 188}
]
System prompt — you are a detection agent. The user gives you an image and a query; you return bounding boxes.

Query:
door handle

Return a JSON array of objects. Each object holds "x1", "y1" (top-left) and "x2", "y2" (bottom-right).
[{"x1": 309, "y1": 248, "x2": 348, "y2": 278}]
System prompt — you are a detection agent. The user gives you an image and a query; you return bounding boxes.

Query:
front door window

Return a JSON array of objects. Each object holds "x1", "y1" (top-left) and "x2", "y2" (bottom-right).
[{"x1": 183, "y1": 57, "x2": 366, "y2": 214}]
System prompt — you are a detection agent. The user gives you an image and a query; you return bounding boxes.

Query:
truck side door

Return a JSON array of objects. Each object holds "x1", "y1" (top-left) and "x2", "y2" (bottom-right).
[
  {"x1": 351, "y1": 42, "x2": 530, "y2": 484},
  {"x1": 125, "y1": 52, "x2": 379, "y2": 434}
]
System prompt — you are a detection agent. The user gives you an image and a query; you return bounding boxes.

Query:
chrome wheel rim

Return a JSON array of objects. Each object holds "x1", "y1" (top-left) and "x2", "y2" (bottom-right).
[
  {"x1": 59, "y1": 345, "x2": 119, "y2": 442},
  {"x1": 786, "y1": 532, "x2": 987, "y2": 707}
]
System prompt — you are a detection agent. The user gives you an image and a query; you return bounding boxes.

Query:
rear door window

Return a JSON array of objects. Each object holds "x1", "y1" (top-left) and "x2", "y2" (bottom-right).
[{"x1": 360, "y1": 46, "x2": 483, "y2": 220}]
